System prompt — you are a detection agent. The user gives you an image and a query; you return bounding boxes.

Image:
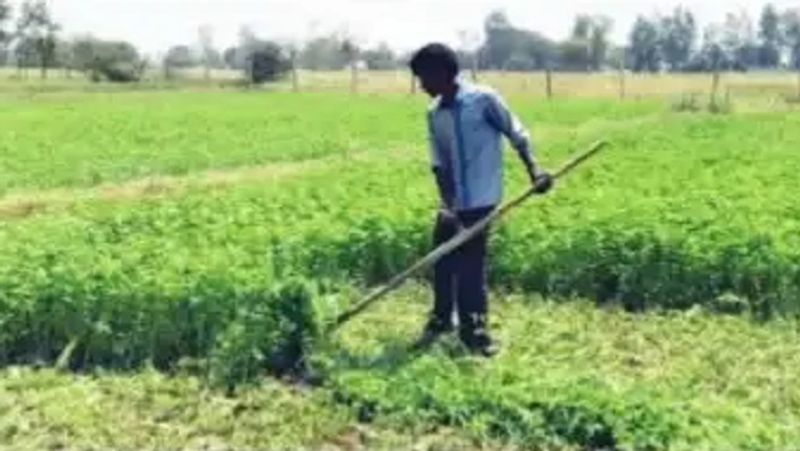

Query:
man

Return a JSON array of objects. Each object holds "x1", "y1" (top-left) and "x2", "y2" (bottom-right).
[{"x1": 410, "y1": 43, "x2": 553, "y2": 356}]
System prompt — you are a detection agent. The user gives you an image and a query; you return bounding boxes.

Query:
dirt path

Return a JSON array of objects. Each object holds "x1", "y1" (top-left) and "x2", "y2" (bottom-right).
[{"x1": 0, "y1": 149, "x2": 415, "y2": 221}]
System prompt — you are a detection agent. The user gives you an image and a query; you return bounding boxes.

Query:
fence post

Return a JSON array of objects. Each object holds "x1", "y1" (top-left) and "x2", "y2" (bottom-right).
[
  {"x1": 290, "y1": 50, "x2": 299, "y2": 93},
  {"x1": 710, "y1": 70, "x2": 721, "y2": 107},
  {"x1": 350, "y1": 60, "x2": 358, "y2": 94},
  {"x1": 410, "y1": 73, "x2": 417, "y2": 95},
  {"x1": 618, "y1": 49, "x2": 626, "y2": 100},
  {"x1": 796, "y1": 70, "x2": 800, "y2": 98},
  {"x1": 545, "y1": 67, "x2": 553, "y2": 100}
]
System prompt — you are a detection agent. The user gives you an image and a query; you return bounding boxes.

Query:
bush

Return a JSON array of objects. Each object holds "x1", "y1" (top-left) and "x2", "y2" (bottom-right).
[
  {"x1": 209, "y1": 279, "x2": 319, "y2": 389},
  {"x1": 246, "y1": 43, "x2": 291, "y2": 84},
  {"x1": 672, "y1": 93, "x2": 702, "y2": 112},
  {"x1": 94, "y1": 62, "x2": 142, "y2": 83}
]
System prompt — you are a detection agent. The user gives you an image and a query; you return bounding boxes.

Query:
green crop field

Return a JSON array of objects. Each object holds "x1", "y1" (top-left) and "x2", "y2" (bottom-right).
[{"x1": 2, "y1": 80, "x2": 800, "y2": 450}]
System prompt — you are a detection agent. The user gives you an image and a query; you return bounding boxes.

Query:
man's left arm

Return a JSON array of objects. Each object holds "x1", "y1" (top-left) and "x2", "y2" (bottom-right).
[{"x1": 484, "y1": 92, "x2": 553, "y2": 193}]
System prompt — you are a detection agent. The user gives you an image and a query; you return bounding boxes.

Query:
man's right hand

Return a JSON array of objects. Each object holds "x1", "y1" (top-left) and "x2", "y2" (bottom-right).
[{"x1": 439, "y1": 207, "x2": 463, "y2": 230}]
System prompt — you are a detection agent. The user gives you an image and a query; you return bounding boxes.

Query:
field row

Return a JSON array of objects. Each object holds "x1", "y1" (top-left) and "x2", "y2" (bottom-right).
[
  {"x1": 1, "y1": 92, "x2": 662, "y2": 194},
  {"x1": 2, "y1": 107, "x2": 800, "y2": 379}
]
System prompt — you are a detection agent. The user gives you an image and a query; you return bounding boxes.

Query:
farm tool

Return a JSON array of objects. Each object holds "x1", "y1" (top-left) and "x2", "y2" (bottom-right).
[{"x1": 329, "y1": 139, "x2": 609, "y2": 333}]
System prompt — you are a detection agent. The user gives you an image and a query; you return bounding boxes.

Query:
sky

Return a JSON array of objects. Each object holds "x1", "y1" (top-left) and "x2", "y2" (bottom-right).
[{"x1": 8, "y1": 0, "x2": 800, "y2": 57}]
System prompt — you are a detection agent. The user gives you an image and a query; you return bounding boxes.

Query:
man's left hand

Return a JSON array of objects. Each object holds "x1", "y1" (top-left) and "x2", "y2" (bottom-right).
[{"x1": 529, "y1": 168, "x2": 554, "y2": 194}]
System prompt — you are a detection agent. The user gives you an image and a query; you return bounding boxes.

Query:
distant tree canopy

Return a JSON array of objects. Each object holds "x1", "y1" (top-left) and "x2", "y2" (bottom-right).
[
  {"x1": 164, "y1": 44, "x2": 196, "y2": 69},
  {"x1": 456, "y1": 4, "x2": 800, "y2": 74},
  {"x1": 480, "y1": 11, "x2": 555, "y2": 71},
  {"x1": 299, "y1": 34, "x2": 349, "y2": 70},
  {"x1": 2, "y1": 1, "x2": 799, "y2": 77},
  {"x1": 223, "y1": 28, "x2": 291, "y2": 83},
  {"x1": 362, "y1": 43, "x2": 396, "y2": 70},
  {"x1": 72, "y1": 37, "x2": 145, "y2": 82},
  {"x1": 759, "y1": 4, "x2": 782, "y2": 67},
  {"x1": 659, "y1": 7, "x2": 697, "y2": 71},
  {"x1": 14, "y1": 0, "x2": 59, "y2": 77},
  {"x1": 785, "y1": 10, "x2": 800, "y2": 70},
  {"x1": 628, "y1": 4, "x2": 800, "y2": 73},
  {"x1": 629, "y1": 16, "x2": 661, "y2": 72},
  {"x1": 0, "y1": 0, "x2": 11, "y2": 61}
]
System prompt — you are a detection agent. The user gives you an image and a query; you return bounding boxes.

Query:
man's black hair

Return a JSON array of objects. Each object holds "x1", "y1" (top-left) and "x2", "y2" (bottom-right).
[{"x1": 409, "y1": 43, "x2": 460, "y2": 79}]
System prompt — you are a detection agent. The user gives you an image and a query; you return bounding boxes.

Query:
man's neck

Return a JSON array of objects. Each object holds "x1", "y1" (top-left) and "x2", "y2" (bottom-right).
[{"x1": 440, "y1": 81, "x2": 460, "y2": 107}]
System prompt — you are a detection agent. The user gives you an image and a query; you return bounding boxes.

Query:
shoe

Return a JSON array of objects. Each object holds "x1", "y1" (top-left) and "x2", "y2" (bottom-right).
[
  {"x1": 413, "y1": 316, "x2": 454, "y2": 350},
  {"x1": 460, "y1": 328, "x2": 499, "y2": 358}
]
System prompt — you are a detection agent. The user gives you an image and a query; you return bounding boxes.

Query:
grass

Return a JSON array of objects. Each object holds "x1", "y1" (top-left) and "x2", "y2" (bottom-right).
[
  {"x1": 3, "y1": 102, "x2": 800, "y2": 381},
  {"x1": 2, "y1": 76, "x2": 800, "y2": 449},
  {"x1": 0, "y1": 89, "x2": 666, "y2": 195},
  {"x1": 0, "y1": 91, "x2": 424, "y2": 194},
  {"x1": 327, "y1": 286, "x2": 800, "y2": 450},
  {"x1": 2, "y1": 286, "x2": 798, "y2": 450}
]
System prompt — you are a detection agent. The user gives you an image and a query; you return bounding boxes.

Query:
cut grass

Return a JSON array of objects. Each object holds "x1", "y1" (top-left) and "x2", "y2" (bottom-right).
[
  {"x1": 1, "y1": 286, "x2": 798, "y2": 450},
  {"x1": 325, "y1": 286, "x2": 800, "y2": 450}
]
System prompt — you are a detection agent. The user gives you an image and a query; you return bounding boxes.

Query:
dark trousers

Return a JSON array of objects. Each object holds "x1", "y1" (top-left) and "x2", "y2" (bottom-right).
[{"x1": 432, "y1": 206, "x2": 494, "y2": 332}]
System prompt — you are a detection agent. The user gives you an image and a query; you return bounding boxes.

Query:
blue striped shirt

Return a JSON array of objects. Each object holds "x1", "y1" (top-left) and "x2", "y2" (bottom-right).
[{"x1": 427, "y1": 82, "x2": 535, "y2": 211}]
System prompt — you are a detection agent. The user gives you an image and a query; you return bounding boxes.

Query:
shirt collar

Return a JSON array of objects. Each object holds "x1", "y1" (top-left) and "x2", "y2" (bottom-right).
[{"x1": 437, "y1": 79, "x2": 470, "y2": 110}]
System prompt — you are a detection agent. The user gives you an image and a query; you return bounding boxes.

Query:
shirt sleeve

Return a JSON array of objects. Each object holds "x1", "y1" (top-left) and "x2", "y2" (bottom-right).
[{"x1": 483, "y1": 90, "x2": 535, "y2": 160}]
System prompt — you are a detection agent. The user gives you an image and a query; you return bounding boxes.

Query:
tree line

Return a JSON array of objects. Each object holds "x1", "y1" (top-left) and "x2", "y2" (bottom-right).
[
  {"x1": 475, "y1": 7, "x2": 800, "y2": 73},
  {"x1": 1, "y1": 0, "x2": 799, "y2": 84}
]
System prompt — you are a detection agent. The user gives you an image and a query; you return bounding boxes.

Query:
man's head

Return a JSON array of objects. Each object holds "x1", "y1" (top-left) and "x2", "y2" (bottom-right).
[{"x1": 409, "y1": 43, "x2": 460, "y2": 98}]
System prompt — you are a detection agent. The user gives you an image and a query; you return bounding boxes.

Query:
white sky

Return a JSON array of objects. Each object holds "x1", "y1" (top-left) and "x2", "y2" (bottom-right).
[{"x1": 9, "y1": 0, "x2": 800, "y2": 57}]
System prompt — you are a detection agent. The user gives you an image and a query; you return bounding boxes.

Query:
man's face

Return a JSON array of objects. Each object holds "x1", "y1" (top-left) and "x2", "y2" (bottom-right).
[{"x1": 417, "y1": 68, "x2": 450, "y2": 98}]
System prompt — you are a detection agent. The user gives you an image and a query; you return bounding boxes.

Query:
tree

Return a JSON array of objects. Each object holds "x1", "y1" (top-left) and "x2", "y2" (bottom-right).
[
  {"x1": 659, "y1": 7, "x2": 697, "y2": 71},
  {"x1": 607, "y1": 45, "x2": 628, "y2": 69},
  {"x1": 480, "y1": 10, "x2": 555, "y2": 71},
  {"x1": 482, "y1": 10, "x2": 515, "y2": 69},
  {"x1": 588, "y1": 15, "x2": 613, "y2": 70},
  {"x1": 164, "y1": 45, "x2": 195, "y2": 69},
  {"x1": 572, "y1": 15, "x2": 592, "y2": 40},
  {"x1": 759, "y1": 4, "x2": 782, "y2": 68},
  {"x1": 15, "y1": 0, "x2": 60, "y2": 78},
  {"x1": 341, "y1": 38, "x2": 360, "y2": 92},
  {"x1": 362, "y1": 42, "x2": 396, "y2": 70},
  {"x1": 457, "y1": 29, "x2": 482, "y2": 79},
  {"x1": 198, "y1": 25, "x2": 218, "y2": 81},
  {"x1": 721, "y1": 11, "x2": 759, "y2": 70},
  {"x1": 558, "y1": 39, "x2": 591, "y2": 71},
  {"x1": 300, "y1": 34, "x2": 348, "y2": 70},
  {"x1": 693, "y1": 24, "x2": 730, "y2": 72},
  {"x1": 247, "y1": 42, "x2": 290, "y2": 83},
  {"x1": 163, "y1": 44, "x2": 195, "y2": 79},
  {"x1": 785, "y1": 10, "x2": 800, "y2": 70},
  {"x1": 0, "y1": 0, "x2": 11, "y2": 65},
  {"x1": 224, "y1": 28, "x2": 291, "y2": 83},
  {"x1": 223, "y1": 46, "x2": 240, "y2": 69},
  {"x1": 563, "y1": 14, "x2": 612, "y2": 71},
  {"x1": 54, "y1": 38, "x2": 74, "y2": 75},
  {"x1": 71, "y1": 37, "x2": 144, "y2": 82},
  {"x1": 629, "y1": 16, "x2": 661, "y2": 72}
]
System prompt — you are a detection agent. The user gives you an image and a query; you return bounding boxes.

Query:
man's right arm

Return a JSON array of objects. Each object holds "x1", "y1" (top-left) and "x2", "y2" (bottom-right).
[
  {"x1": 428, "y1": 112, "x2": 456, "y2": 210},
  {"x1": 432, "y1": 167, "x2": 456, "y2": 210}
]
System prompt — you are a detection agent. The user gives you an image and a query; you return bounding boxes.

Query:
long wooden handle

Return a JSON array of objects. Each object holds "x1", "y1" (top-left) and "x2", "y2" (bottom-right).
[{"x1": 329, "y1": 140, "x2": 609, "y2": 332}]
